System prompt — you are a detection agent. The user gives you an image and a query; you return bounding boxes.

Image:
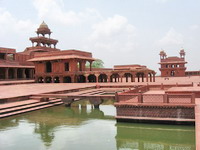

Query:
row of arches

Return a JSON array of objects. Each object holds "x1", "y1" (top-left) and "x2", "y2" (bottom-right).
[
  {"x1": 0, "y1": 68, "x2": 34, "y2": 80},
  {"x1": 37, "y1": 72, "x2": 155, "y2": 83}
]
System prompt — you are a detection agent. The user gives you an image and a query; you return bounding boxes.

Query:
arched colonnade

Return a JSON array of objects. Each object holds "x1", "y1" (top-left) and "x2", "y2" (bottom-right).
[{"x1": 36, "y1": 71, "x2": 156, "y2": 83}]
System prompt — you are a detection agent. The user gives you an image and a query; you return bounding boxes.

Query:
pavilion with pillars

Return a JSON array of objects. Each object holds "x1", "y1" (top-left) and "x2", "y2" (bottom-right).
[{"x1": 29, "y1": 50, "x2": 156, "y2": 83}]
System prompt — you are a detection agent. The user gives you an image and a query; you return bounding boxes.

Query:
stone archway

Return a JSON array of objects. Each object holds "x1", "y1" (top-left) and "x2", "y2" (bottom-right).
[
  {"x1": 136, "y1": 72, "x2": 144, "y2": 82},
  {"x1": 77, "y1": 75, "x2": 86, "y2": 83},
  {"x1": 63, "y1": 76, "x2": 72, "y2": 83},
  {"x1": 124, "y1": 73, "x2": 133, "y2": 82},
  {"x1": 53, "y1": 76, "x2": 60, "y2": 83},
  {"x1": 45, "y1": 76, "x2": 52, "y2": 83},
  {"x1": 110, "y1": 73, "x2": 120, "y2": 82},
  {"x1": 38, "y1": 77, "x2": 44, "y2": 83},
  {"x1": 88, "y1": 74, "x2": 97, "y2": 82},
  {"x1": 98, "y1": 74, "x2": 108, "y2": 82}
]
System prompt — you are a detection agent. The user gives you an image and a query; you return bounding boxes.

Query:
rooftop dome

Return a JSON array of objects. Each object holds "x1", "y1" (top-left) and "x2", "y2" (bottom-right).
[
  {"x1": 37, "y1": 21, "x2": 51, "y2": 35},
  {"x1": 39, "y1": 21, "x2": 49, "y2": 29}
]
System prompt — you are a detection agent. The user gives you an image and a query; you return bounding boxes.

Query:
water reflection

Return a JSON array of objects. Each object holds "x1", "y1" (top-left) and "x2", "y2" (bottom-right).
[
  {"x1": 24, "y1": 105, "x2": 113, "y2": 147},
  {"x1": 116, "y1": 123, "x2": 195, "y2": 150},
  {"x1": 0, "y1": 103, "x2": 196, "y2": 150}
]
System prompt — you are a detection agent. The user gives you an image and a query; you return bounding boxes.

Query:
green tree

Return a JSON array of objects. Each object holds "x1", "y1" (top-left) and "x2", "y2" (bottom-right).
[{"x1": 86, "y1": 59, "x2": 104, "y2": 68}]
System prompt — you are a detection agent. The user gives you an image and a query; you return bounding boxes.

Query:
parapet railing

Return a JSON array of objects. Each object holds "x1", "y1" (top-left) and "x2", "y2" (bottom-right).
[{"x1": 115, "y1": 92, "x2": 195, "y2": 104}]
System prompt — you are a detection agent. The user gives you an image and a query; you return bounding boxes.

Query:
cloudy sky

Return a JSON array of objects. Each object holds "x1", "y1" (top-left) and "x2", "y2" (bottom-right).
[{"x1": 0, "y1": 0, "x2": 199, "y2": 74}]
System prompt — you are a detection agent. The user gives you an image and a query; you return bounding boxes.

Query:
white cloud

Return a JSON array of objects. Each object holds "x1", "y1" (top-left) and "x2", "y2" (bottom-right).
[
  {"x1": 0, "y1": 8, "x2": 36, "y2": 49},
  {"x1": 156, "y1": 28, "x2": 184, "y2": 47},
  {"x1": 189, "y1": 24, "x2": 199, "y2": 31},
  {"x1": 0, "y1": 8, "x2": 34, "y2": 34},
  {"x1": 33, "y1": 0, "x2": 102, "y2": 26},
  {"x1": 85, "y1": 15, "x2": 137, "y2": 53}
]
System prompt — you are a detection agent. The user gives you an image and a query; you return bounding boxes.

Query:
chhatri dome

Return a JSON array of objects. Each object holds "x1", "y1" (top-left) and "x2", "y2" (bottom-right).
[
  {"x1": 36, "y1": 21, "x2": 52, "y2": 36},
  {"x1": 39, "y1": 21, "x2": 49, "y2": 29}
]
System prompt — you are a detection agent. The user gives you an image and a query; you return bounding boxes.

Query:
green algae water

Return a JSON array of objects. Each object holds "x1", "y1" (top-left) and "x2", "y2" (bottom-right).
[{"x1": 0, "y1": 102, "x2": 195, "y2": 150}]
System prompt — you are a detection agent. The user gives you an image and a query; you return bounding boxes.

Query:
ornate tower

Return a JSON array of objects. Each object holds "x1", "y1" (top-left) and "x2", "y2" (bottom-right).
[
  {"x1": 159, "y1": 49, "x2": 187, "y2": 77},
  {"x1": 179, "y1": 49, "x2": 186, "y2": 58},
  {"x1": 159, "y1": 50, "x2": 167, "y2": 60},
  {"x1": 23, "y1": 21, "x2": 60, "y2": 56}
]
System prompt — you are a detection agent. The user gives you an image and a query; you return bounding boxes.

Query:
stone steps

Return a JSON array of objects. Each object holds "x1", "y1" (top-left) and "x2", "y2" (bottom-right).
[
  {"x1": 0, "y1": 99, "x2": 63, "y2": 118},
  {"x1": 0, "y1": 100, "x2": 39, "y2": 111}
]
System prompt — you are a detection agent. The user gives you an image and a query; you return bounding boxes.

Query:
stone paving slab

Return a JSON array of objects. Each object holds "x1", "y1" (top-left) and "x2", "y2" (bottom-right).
[{"x1": 0, "y1": 83, "x2": 96, "y2": 99}]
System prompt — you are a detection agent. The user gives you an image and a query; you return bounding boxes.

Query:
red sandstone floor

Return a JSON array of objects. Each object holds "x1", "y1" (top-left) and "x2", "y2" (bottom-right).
[
  {"x1": 0, "y1": 76, "x2": 200, "y2": 99},
  {"x1": 0, "y1": 83, "x2": 96, "y2": 99}
]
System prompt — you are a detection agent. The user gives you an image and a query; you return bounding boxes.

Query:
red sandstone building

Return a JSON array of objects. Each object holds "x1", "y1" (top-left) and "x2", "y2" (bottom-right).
[
  {"x1": 29, "y1": 51, "x2": 156, "y2": 83},
  {"x1": 27, "y1": 23, "x2": 156, "y2": 83},
  {"x1": 0, "y1": 47, "x2": 34, "y2": 80},
  {"x1": 0, "y1": 22, "x2": 60, "y2": 81},
  {"x1": 1, "y1": 22, "x2": 156, "y2": 82},
  {"x1": 159, "y1": 50, "x2": 187, "y2": 77}
]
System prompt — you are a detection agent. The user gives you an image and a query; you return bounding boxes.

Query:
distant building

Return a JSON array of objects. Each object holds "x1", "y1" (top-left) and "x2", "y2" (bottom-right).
[{"x1": 159, "y1": 49, "x2": 187, "y2": 77}]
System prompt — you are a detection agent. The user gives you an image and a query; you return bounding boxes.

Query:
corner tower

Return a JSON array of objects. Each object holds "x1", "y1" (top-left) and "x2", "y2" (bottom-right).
[{"x1": 159, "y1": 49, "x2": 187, "y2": 77}]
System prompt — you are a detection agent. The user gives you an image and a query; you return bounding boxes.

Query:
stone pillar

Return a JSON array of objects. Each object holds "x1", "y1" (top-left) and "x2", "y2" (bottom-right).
[
  {"x1": 153, "y1": 73, "x2": 156, "y2": 82},
  {"x1": 71, "y1": 75, "x2": 75, "y2": 83},
  {"x1": 132, "y1": 74, "x2": 135, "y2": 82},
  {"x1": 95, "y1": 74, "x2": 99, "y2": 83},
  {"x1": 107, "y1": 75, "x2": 110, "y2": 82},
  {"x1": 14, "y1": 68, "x2": 17, "y2": 79},
  {"x1": 142, "y1": 74, "x2": 144, "y2": 82},
  {"x1": 85, "y1": 75, "x2": 89, "y2": 83},
  {"x1": 90, "y1": 61, "x2": 92, "y2": 71},
  {"x1": 150, "y1": 74, "x2": 152, "y2": 82},
  {"x1": 121, "y1": 76, "x2": 123, "y2": 82},
  {"x1": 60, "y1": 76, "x2": 64, "y2": 83},
  {"x1": 146, "y1": 73, "x2": 148, "y2": 82},
  {"x1": 5, "y1": 68, "x2": 9, "y2": 79},
  {"x1": 22, "y1": 69, "x2": 26, "y2": 79}
]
